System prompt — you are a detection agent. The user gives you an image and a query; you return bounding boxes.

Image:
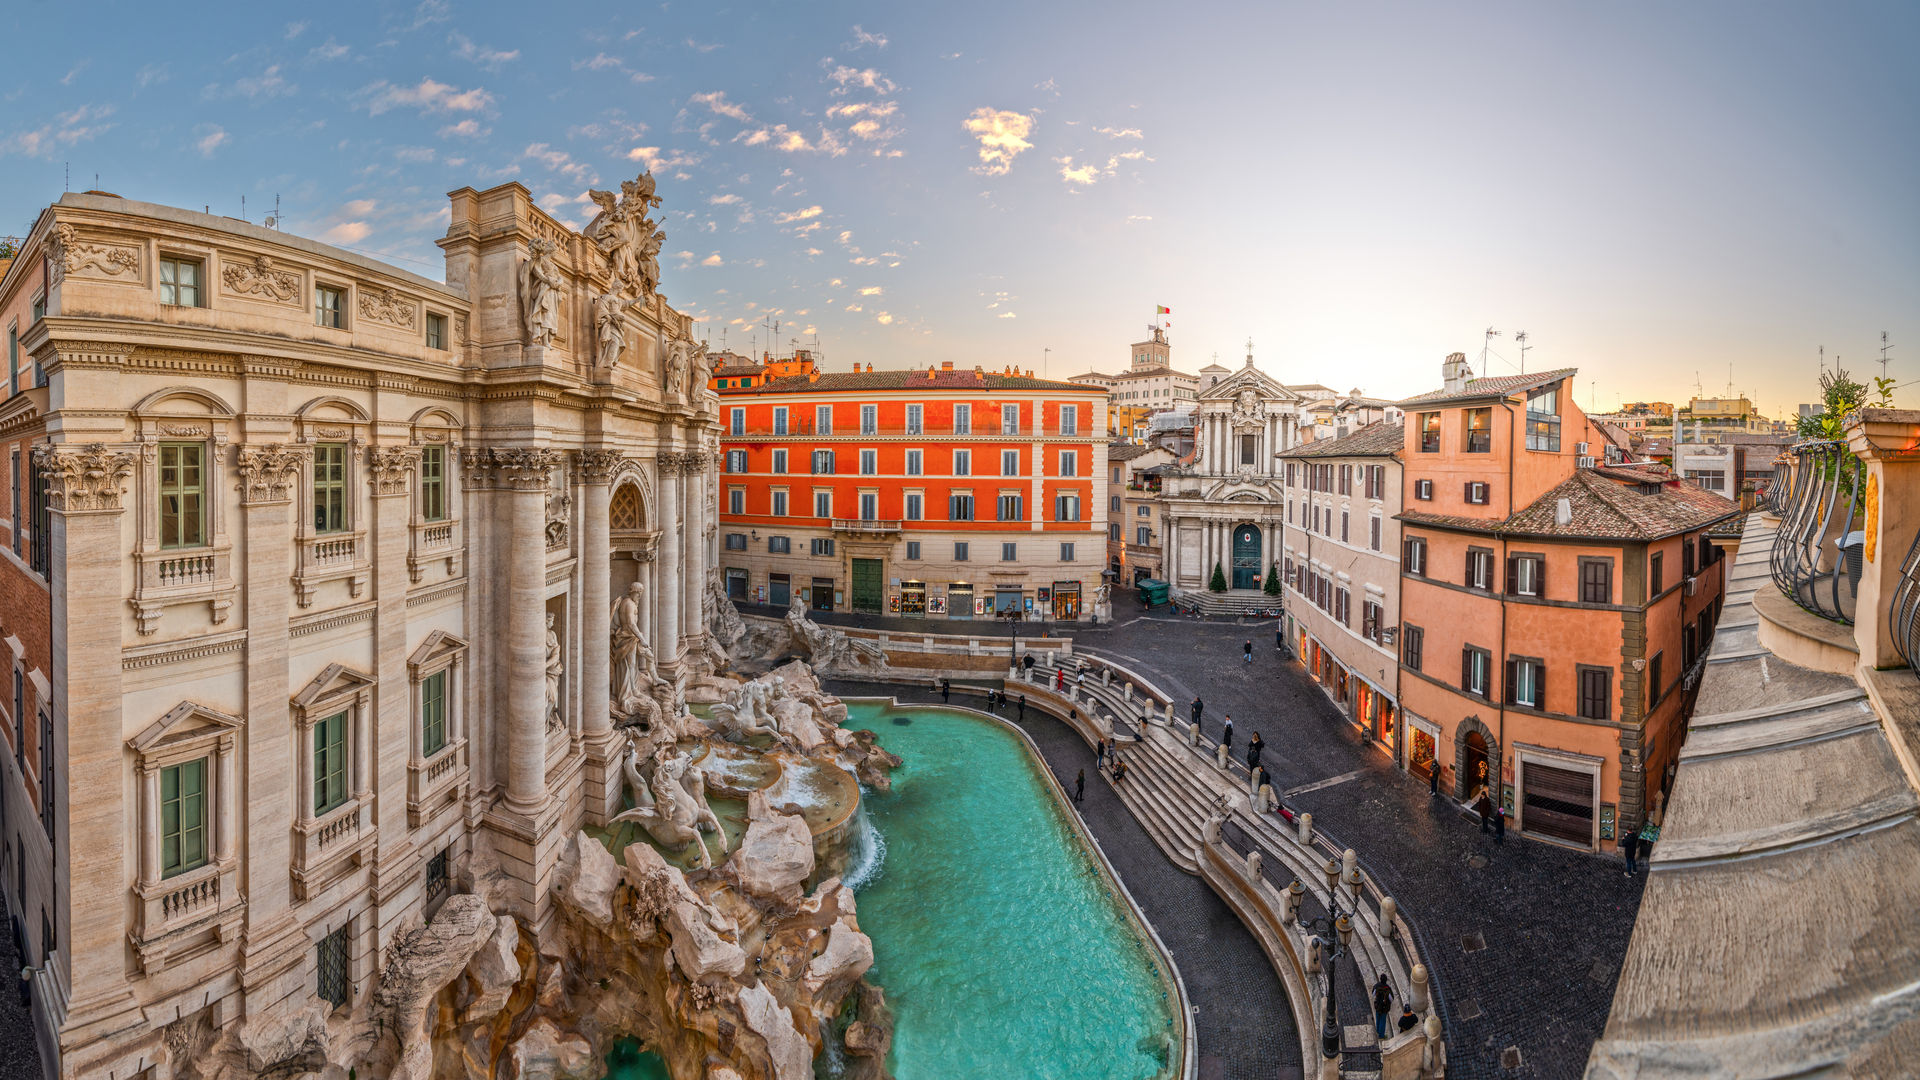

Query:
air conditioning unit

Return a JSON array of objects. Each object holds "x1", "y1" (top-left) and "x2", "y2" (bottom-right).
[
  {"x1": 1684, "y1": 576, "x2": 1699, "y2": 597},
  {"x1": 1577, "y1": 456, "x2": 1596, "y2": 469},
  {"x1": 1576, "y1": 442, "x2": 1590, "y2": 455}
]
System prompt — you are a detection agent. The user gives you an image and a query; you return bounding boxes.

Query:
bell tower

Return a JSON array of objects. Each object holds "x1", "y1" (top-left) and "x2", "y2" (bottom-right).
[{"x1": 1129, "y1": 324, "x2": 1171, "y2": 371}]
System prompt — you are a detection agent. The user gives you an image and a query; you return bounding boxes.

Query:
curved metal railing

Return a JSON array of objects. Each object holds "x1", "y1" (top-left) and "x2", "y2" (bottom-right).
[
  {"x1": 1768, "y1": 441, "x2": 1866, "y2": 624},
  {"x1": 1891, "y1": 529, "x2": 1920, "y2": 668},
  {"x1": 1765, "y1": 458, "x2": 1792, "y2": 514}
]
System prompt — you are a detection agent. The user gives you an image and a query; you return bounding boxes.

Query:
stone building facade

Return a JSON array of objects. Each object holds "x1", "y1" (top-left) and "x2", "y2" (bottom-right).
[
  {"x1": 1160, "y1": 354, "x2": 1303, "y2": 611},
  {"x1": 0, "y1": 177, "x2": 720, "y2": 1079}
]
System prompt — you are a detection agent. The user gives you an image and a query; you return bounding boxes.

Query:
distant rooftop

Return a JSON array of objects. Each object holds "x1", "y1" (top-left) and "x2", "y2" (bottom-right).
[
  {"x1": 1277, "y1": 421, "x2": 1405, "y2": 459},
  {"x1": 1398, "y1": 367, "x2": 1579, "y2": 408}
]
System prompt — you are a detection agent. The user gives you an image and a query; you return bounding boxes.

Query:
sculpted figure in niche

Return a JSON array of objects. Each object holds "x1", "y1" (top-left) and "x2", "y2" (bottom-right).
[
  {"x1": 519, "y1": 238, "x2": 565, "y2": 348},
  {"x1": 663, "y1": 335, "x2": 692, "y2": 399},
  {"x1": 688, "y1": 335, "x2": 715, "y2": 404},
  {"x1": 592, "y1": 291, "x2": 642, "y2": 370},
  {"x1": 545, "y1": 612, "x2": 564, "y2": 731},
  {"x1": 610, "y1": 582, "x2": 658, "y2": 716}
]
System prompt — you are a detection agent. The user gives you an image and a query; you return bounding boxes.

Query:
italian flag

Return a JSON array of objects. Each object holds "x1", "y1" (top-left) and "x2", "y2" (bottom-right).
[{"x1": 1156, "y1": 305, "x2": 1171, "y2": 314}]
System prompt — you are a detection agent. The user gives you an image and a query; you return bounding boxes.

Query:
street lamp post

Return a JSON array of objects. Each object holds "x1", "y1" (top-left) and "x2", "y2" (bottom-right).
[{"x1": 1294, "y1": 855, "x2": 1356, "y2": 1067}]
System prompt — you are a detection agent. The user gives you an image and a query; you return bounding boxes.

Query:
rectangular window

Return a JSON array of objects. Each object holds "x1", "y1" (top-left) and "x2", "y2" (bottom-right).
[
  {"x1": 1419, "y1": 412, "x2": 1441, "y2": 453},
  {"x1": 1339, "y1": 465, "x2": 1351, "y2": 495},
  {"x1": 1002, "y1": 403, "x2": 1020, "y2": 435},
  {"x1": 6, "y1": 325, "x2": 16, "y2": 396},
  {"x1": 1340, "y1": 511, "x2": 1349, "y2": 543},
  {"x1": 1369, "y1": 515, "x2": 1381, "y2": 551},
  {"x1": 1239, "y1": 434, "x2": 1256, "y2": 466},
  {"x1": 1001, "y1": 449, "x2": 1020, "y2": 476},
  {"x1": 1055, "y1": 494, "x2": 1081, "y2": 522},
  {"x1": 815, "y1": 405, "x2": 833, "y2": 435},
  {"x1": 1059, "y1": 450, "x2": 1077, "y2": 476},
  {"x1": 1110, "y1": 494, "x2": 1121, "y2": 513},
  {"x1": 906, "y1": 404, "x2": 923, "y2": 434},
  {"x1": 158, "y1": 441, "x2": 208, "y2": 549},
  {"x1": 1001, "y1": 542, "x2": 1017, "y2": 562},
  {"x1": 954, "y1": 541, "x2": 969, "y2": 562},
  {"x1": 1414, "y1": 479, "x2": 1433, "y2": 500},
  {"x1": 10, "y1": 451, "x2": 20, "y2": 553},
  {"x1": 1578, "y1": 666, "x2": 1611, "y2": 720},
  {"x1": 419, "y1": 446, "x2": 446, "y2": 522},
  {"x1": 425, "y1": 312, "x2": 448, "y2": 350},
  {"x1": 1508, "y1": 657, "x2": 1543, "y2": 708},
  {"x1": 811, "y1": 537, "x2": 835, "y2": 556},
  {"x1": 315, "y1": 285, "x2": 345, "y2": 328},
  {"x1": 160, "y1": 257, "x2": 203, "y2": 307},
  {"x1": 318, "y1": 926, "x2": 350, "y2": 1009},
  {"x1": 314, "y1": 711, "x2": 349, "y2": 815},
  {"x1": 860, "y1": 404, "x2": 877, "y2": 435},
  {"x1": 814, "y1": 491, "x2": 832, "y2": 518},
  {"x1": 773, "y1": 407, "x2": 789, "y2": 436},
  {"x1": 771, "y1": 490, "x2": 789, "y2": 516},
  {"x1": 426, "y1": 847, "x2": 450, "y2": 902},
  {"x1": 997, "y1": 494, "x2": 1024, "y2": 521},
  {"x1": 1580, "y1": 558, "x2": 1613, "y2": 604},
  {"x1": 29, "y1": 458, "x2": 49, "y2": 577},
  {"x1": 860, "y1": 449, "x2": 877, "y2": 475},
  {"x1": 1402, "y1": 536, "x2": 1427, "y2": 576},
  {"x1": 1510, "y1": 554, "x2": 1542, "y2": 597},
  {"x1": 769, "y1": 535, "x2": 791, "y2": 553},
  {"x1": 1650, "y1": 552, "x2": 1664, "y2": 595},
  {"x1": 1059, "y1": 404, "x2": 1078, "y2": 435},
  {"x1": 812, "y1": 449, "x2": 835, "y2": 475},
  {"x1": 904, "y1": 493, "x2": 922, "y2": 520},
  {"x1": 1466, "y1": 549, "x2": 1495, "y2": 590},
  {"x1": 421, "y1": 670, "x2": 447, "y2": 757},
  {"x1": 313, "y1": 442, "x2": 348, "y2": 534},
  {"x1": 1462, "y1": 647, "x2": 1491, "y2": 698},
  {"x1": 905, "y1": 540, "x2": 922, "y2": 560},
  {"x1": 952, "y1": 404, "x2": 971, "y2": 434},
  {"x1": 950, "y1": 494, "x2": 974, "y2": 521},
  {"x1": 1648, "y1": 652, "x2": 1664, "y2": 708},
  {"x1": 1464, "y1": 481, "x2": 1489, "y2": 505},
  {"x1": 859, "y1": 493, "x2": 878, "y2": 520},
  {"x1": 1060, "y1": 542, "x2": 1075, "y2": 561},
  {"x1": 1525, "y1": 385, "x2": 1561, "y2": 452},
  {"x1": 726, "y1": 449, "x2": 748, "y2": 473},
  {"x1": 1403, "y1": 625, "x2": 1424, "y2": 671},
  {"x1": 160, "y1": 758, "x2": 208, "y2": 878},
  {"x1": 771, "y1": 449, "x2": 788, "y2": 475},
  {"x1": 729, "y1": 407, "x2": 745, "y2": 436},
  {"x1": 1464, "y1": 408, "x2": 1492, "y2": 453},
  {"x1": 953, "y1": 450, "x2": 971, "y2": 476},
  {"x1": 728, "y1": 489, "x2": 745, "y2": 515},
  {"x1": 1363, "y1": 600, "x2": 1383, "y2": 642}
]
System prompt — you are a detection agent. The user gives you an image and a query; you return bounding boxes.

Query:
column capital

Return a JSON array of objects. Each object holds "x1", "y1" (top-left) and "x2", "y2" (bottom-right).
[
  {"x1": 367, "y1": 444, "x2": 421, "y2": 496},
  {"x1": 575, "y1": 449, "x2": 625, "y2": 483},
  {"x1": 234, "y1": 443, "x2": 310, "y2": 505},
  {"x1": 33, "y1": 442, "x2": 136, "y2": 513},
  {"x1": 463, "y1": 446, "x2": 563, "y2": 490}
]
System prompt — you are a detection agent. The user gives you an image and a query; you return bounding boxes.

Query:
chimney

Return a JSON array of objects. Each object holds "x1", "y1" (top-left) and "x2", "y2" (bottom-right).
[
  {"x1": 1442, "y1": 352, "x2": 1471, "y2": 394},
  {"x1": 941, "y1": 361, "x2": 954, "y2": 371},
  {"x1": 1554, "y1": 497, "x2": 1573, "y2": 527}
]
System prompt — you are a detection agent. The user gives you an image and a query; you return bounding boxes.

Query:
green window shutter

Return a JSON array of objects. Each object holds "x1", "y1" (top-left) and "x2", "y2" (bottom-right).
[
  {"x1": 422, "y1": 672, "x2": 447, "y2": 756},
  {"x1": 315, "y1": 712, "x2": 348, "y2": 814}
]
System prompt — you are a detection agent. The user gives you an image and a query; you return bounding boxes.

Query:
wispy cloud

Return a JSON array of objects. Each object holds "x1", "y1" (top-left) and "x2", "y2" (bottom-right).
[
  {"x1": 310, "y1": 39, "x2": 351, "y2": 61},
  {"x1": 685, "y1": 38, "x2": 723, "y2": 54},
  {"x1": 573, "y1": 53, "x2": 624, "y2": 71},
  {"x1": 522, "y1": 142, "x2": 595, "y2": 184},
  {"x1": 858, "y1": 286, "x2": 883, "y2": 296},
  {"x1": 60, "y1": 61, "x2": 89, "y2": 87},
  {"x1": 438, "y1": 118, "x2": 488, "y2": 138},
  {"x1": 963, "y1": 108, "x2": 1035, "y2": 176},
  {"x1": 392, "y1": 0, "x2": 452, "y2": 33},
  {"x1": 875, "y1": 312, "x2": 894, "y2": 325},
  {"x1": 361, "y1": 77, "x2": 494, "y2": 115},
  {"x1": 738, "y1": 124, "x2": 844, "y2": 156},
  {"x1": 1094, "y1": 125, "x2": 1144, "y2": 139},
  {"x1": 1055, "y1": 149, "x2": 1148, "y2": 186},
  {"x1": 195, "y1": 125, "x2": 228, "y2": 157},
  {"x1": 1126, "y1": 214, "x2": 1153, "y2": 224},
  {"x1": 627, "y1": 146, "x2": 703, "y2": 171},
  {"x1": 826, "y1": 65, "x2": 897, "y2": 95},
  {"x1": 8, "y1": 104, "x2": 116, "y2": 159},
  {"x1": 285, "y1": 21, "x2": 308, "y2": 40},
  {"x1": 847, "y1": 25, "x2": 889, "y2": 50},
  {"x1": 709, "y1": 193, "x2": 742, "y2": 205},
  {"x1": 322, "y1": 220, "x2": 372, "y2": 245},
  {"x1": 701, "y1": 253, "x2": 724, "y2": 266},
  {"x1": 135, "y1": 64, "x2": 169, "y2": 88},
  {"x1": 395, "y1": 145, "x2": 436, "y2": 163},
  {"x1": 451, "y1": 32, "x2": 519, "y2": 69},
  {"x1": 214, "y1": 65, "x2": 296, "y2": 101},
  {"x1": 774, "y1": 205, "x2": 824, "y2": 224},
  {"x1": 690, "y1": 90, "x2": 752, "y2": 121}
]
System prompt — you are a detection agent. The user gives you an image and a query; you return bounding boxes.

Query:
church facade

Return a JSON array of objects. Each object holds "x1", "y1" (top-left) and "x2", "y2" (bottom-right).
[
  {"x1": 1159, "y1": 356, "x2": 1303, "y2": 611},
  {"x1": 0, "y1": 176, "x2": 720, "y2": 1078}
]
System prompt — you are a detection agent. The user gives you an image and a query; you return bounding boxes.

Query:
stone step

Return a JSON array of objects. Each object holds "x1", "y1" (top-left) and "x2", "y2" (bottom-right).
[{"x1": 1104, "y1": 770, "x2": 1200, "y2": 874}]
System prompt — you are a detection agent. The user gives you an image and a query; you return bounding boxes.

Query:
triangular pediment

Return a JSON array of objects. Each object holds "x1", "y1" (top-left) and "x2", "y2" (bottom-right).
[
  {"x1": 1197, "y1": 364, "x2": 1302, "y2": 404},
  {"x1": 128, "y1": 700, "x2": 245, "y2": 753},
  {"x1": 407, "y1": 630, "x2": 470, "y2": 675},
  {"x1": 291, "y1": 663, "x2": 377, "y2": 710}
]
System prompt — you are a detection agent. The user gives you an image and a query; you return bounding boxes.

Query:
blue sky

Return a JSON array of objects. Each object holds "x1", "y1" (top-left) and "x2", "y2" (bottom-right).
[{"x1": 4, "y1": 1, "x2": 1915, "y2": 413}]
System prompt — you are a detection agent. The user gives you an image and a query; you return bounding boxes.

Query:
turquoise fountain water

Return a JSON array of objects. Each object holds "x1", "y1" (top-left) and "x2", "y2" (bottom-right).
[{"x1": 841, "y1": 700, "x2": 1178, "y2": 1079}]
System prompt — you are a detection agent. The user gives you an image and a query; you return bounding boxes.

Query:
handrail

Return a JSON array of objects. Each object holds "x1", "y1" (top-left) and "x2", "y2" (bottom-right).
[
  {"x1": 1768, "y1": 441, "x2": 1865, "y2": 624},
  {"x1": 1891, "y1": 528, "x2": 1920, "y2": 668}
]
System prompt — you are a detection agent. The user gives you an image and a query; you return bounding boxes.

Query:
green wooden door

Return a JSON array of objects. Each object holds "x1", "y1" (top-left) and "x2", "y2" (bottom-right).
[{"x1": 851, "y1": 558, "x2": 884, "y2": 613}]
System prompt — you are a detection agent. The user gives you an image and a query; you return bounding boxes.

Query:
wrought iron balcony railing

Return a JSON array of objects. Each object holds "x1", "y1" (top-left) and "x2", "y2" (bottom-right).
[
  {"x1": 1768, "y1": 441, "x2": 1865, "y2": 624},
  {"x1": 1892, "y1": 529, "x2": 1920, "y2": 668}
]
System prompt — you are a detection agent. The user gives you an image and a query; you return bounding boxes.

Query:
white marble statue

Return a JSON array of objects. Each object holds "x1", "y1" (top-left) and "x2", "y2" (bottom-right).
[
  {"x1": 663, "y1": 334, "x2": 692, "y2": 399},
  {"x1": 592, "y1": 291, "x2": 641, "y2": 370},
  {"x1": 586, "y1": 173, "x2": 664, "y2": 300},
  {"x1": 544, "y1": 612, "x2": 564, "y2": 730},
  {"x1": 615, "y1": 737, "x2": 728, "y2": 868},
  {"x1": 783, "y1": 592, "x2": 887, "y2": 674},
  {"x1": 518, "y1": 238, "x2": 565, "y2": 349},
  {"x1": 689, "y1": 336, "x2": 715, "y2": 404},
  {"x1": 709, "y1": 679, "x2": 783, "y2": 741},
  {"x1": 611, "y1": 582, "x2": 657, "y2": 716}
]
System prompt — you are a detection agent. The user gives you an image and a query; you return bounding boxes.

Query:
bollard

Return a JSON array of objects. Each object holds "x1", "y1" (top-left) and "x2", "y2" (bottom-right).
[
  {"x1": 1298, "y1": 812, "x2": 1314, "y2": 846},
  {"x1": 1102, "y1": 667, "x2": 1113, "y2": 685},
  {"x1": 1216, "y1": 743, "x2": 1230, "y2": 770},
  {"x1": 1423, "y1": 1014, "x2": 1444, "y2": 1073},
  {"x1": 1124, "y1": 682, "x2": 1135, "y2": 701},
  {"x1": 1410, "y1": 963, "x2": 1430, "y2": 1012},
  {"x1": 1342, "y1": 848, "x2": 1359, "y2": 888},
  {"x1": 1380, "y1": 897, "x2": 1398, "y2": 936},
  {"x1": 1259, "y1": 783, "x2": 1275, "y2": 812},
  {"x1": 1163, "y1": 701, "x2": 1175, "y2": 725},
  {"x1": 1285, "y1": 879, "x2": 1305, "y2": 924},
  {"x1": 1246, "y1": 849, "x2": 1261, "y2": 880}
]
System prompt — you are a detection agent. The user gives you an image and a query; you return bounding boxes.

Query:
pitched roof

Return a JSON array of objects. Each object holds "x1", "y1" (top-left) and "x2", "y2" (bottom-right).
[
  {"x1": 1277, "y1": 421, "x2": 1405, "y2": 459},
  {"x1": 1399, "y1": 467, "x2": 1741, "y2": 541},
  {"x1": 742, "y1": 369, "x2": 1098, "y2": 394},
  {"x1": 1397, "y1": 367, "x2": 1578, "y2": 408},
  {"x1": 713, "y1": 362, "x2": 763, "y2": 376},
  {"x1": 1109, "y1": 442, "x2": 1153, "y2": 461}
]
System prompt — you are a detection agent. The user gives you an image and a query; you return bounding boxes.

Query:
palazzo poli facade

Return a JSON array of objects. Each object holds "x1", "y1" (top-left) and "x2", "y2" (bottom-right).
[{"x1": 0, "y1": 175, "x2": 721, "y2": 1078}]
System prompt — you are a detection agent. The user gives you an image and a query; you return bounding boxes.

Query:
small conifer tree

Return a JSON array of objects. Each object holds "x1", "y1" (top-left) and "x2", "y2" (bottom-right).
[{"x1": 1209, "y1": 561, "x2": 1228, "y2": 593}]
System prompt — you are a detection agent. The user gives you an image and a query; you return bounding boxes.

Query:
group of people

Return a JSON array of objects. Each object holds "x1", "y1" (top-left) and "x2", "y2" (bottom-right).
[{"x1": 1074, "y1": 737, "x2": 1128, "y2": 802}]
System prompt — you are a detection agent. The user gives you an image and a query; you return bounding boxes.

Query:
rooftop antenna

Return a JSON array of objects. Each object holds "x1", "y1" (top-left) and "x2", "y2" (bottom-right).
[
  {"x1": 64, "y1": 163, "x2": 69, "y2": 192},
  {"x1": 241, "y1": 195, "x2": 246, "y2": 222},
  {"x1": 1042, "y1": 346, "x2": 1051, "y2": 375},
  {"x1": 264, "y1": 194, "x2": 282, "y2": 231},
  {"x1": 1881, "y1": 331, "x2": 1894, "y2": 382},
  {"x1": 1515, "y1": 330, "x2": 1530, "y2": 375},
  {"x1": 1819, "y1": 345, "x2": 1826, "y2": 377},
  {"x1": 1482, "y1": 327, "x2": 1501, "y2": 374}
]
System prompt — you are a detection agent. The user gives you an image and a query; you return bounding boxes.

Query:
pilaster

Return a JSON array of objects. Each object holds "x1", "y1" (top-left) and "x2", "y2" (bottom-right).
[
  {"x1": 655, "y1": 455, "x2": 683, "y2": 672},
  {"x1": 1847, "y1": 410, "x2": 1920, "y2": 668},
  {"x1": 576, "y1": 450, "x2": 620, "y2": 823},
  {"x1": 368, "y1": 444, "x2": 420, "y2": 946}
]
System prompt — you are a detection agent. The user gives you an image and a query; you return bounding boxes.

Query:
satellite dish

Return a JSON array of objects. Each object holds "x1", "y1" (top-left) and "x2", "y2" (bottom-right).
[{"x1": 263, "y1": 216, "x2": 277, "y2": 229}]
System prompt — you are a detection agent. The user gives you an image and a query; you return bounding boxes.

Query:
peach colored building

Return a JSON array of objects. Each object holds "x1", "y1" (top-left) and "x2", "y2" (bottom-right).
[{"x1": 1395, "y1": 354, "x2": 1739, "y2": 852}]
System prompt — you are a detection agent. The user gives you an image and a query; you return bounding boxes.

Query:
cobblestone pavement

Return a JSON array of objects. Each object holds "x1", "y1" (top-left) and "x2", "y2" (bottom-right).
[
  {"x1": 0, "y1": 921, "x2": 44, "y2": 1078},
  {"x1": 818, "y1": 596, "x2": 1644, "y2": 1079},
  {"x1": 1080, "y1": 602, "x2": 1644, "y2": 1080},
  {"x1": 831, "y1": 679, "x2": 1307, "y2": 1080}
]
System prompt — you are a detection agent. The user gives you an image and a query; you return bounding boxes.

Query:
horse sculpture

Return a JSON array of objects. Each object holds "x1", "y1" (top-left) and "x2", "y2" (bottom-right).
[{"x1": 614, "y1": 737, "x2": 729, "y2": 868}]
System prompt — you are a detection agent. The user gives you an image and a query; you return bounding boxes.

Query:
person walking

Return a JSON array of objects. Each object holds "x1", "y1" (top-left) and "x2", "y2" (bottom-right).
[
  {"x1": 1397, "y1": 1004, "x2": 1419, "y2": 1033},
  {"x1": 1017, "y1": 694, "x2": 1026, "y2": 720},
  {"x1": 1372, "y1": 973, "x2": 1393, "y2": 1040},
  {"x1": 1493, "y1": 804, "x2": 1507, "y2": 844},
  {"x1": 1244, "y1": 639, "x2": 1254, "y2": 664},
  {"x1": 1622, "y1": 829, "x2": 1641, "y2": 876},
  {"x1": 940, "y1": 678, "x2": 950, "y2": 703},
  {"x1": 1247, "y1": 733, "x2": 1264, "y2": 772},
  {"x1": 1191, "y1": 697, "x2": 1204, "y2": 727},
  {"x1": 1474, "y1": 790, "x2": 1494, "y2": 833},
  {"x1": 1222, "y1": 715, "x2": 1234, "y2": 750},
  {"x1": 1056, "y1": 668, "x2": 1066, "y2": 691},
  {"x1": 1074, "y1": 769, "x2": 1085, "y2": 803},
  {"x1": 1428, "y1": 764, "x2": 1439, "y2": 797}
]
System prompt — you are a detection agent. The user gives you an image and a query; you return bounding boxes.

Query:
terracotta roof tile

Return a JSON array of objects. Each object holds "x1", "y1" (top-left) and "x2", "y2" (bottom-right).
[
  {"x1": 1277, "y1": 421, "x2": 1404, "y2": 459},
  {"x1": 738, "y1": 369, "x2": 1098, "y2": 394},
  {"x1": 1108, "y1": 442, "x2": 1153, "y2": 461},
  {"x1": 1397, "y1": 367, "x2": 1578, "y2": 408},
  {"x1": 1398, "y1": 467, "x2": 1740, "y2": 541}
]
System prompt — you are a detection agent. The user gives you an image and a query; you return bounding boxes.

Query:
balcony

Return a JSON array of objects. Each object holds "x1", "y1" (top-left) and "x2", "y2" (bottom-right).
[
  {"x1": 1767, "y1": 441, "x2": 1865, "y2": 625},
  {"x1": 407, "y1": 738, "x2": 468, "y2": 827},
  {"x1": 132, "y1": 859, "x2": 243, "y2": 974},
  {"x1": 408, "y1": 517, "x2": 462, "y2": 583},
  {"x1": 292, "y1": 796, "x2": 371, "y2": 901},
  {"x1": 131, "y1": 543, "x2": 237, "y2": 635},
  {"x1": 832, "y1": 518, "x2": 904, "y2": 536},
  {"x1": 294, "y1": 529, "x2": 370, "y2": 607}
]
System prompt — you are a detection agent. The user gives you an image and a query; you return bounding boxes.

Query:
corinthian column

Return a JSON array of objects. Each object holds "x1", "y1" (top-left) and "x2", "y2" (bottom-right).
[
  {"x1": 681, "y1": 448, "x2": 705, "y2": 660},
  {"x1": 654, "y1": 454, "x2": 683, "y2": 669},
  {"x1": 500, "y1": 448, "x2": 559, "y2": 815},
  {"x1": 577, "y1": 451, "x2": 620, "y2": 742}
]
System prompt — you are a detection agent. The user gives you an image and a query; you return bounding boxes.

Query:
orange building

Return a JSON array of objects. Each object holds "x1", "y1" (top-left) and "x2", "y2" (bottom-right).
[
  {"x1": 1395, "y1": 354, "x2": 1739, "y2": 852},
  {"x1": 717, "y1": 363, "x2": 1109, "y2": 620}
]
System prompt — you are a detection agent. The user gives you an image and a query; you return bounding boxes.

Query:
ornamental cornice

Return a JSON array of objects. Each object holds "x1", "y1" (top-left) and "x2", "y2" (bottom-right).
[
  {"x1": 34, "y1": 442, "x2": 136, "y2": 512},
  {"x1": 235, "y1": 444, "x2": 309, "y2": 505},
  {"x1": 368, "y1": 445, "x2": 420, "y2": 495},
  {"x1": 575, "y1": 449, "x2": 624, "y2": 483}
]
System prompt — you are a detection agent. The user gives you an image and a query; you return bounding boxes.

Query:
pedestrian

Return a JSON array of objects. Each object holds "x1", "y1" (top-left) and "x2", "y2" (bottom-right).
[
  {"x1": 1493, "y1": 804, "x2": 1506, "y2": 844},
  {"x1": 17, "y1": 965, "x2": 30, "y2": 1008},
  {"x1": 1074, "y1": 769, "x2": 1085, "y2": 803},
  {"x1": 1095, "y1": 739, "x2": 1107, "y2": 768},
  {"x1": 1276, "y1": 627, "x2": 1284, "y2": 651},
  {"x1": 1056, "y1": 668, "x2": 1067, "y2": 691},
  {"x1": 1397, "y1": 1005, "x2": 1419, "y2": 1033},
  {"x1": 1222, "y1": 715, "x2": 1234, "y2": 749},
  {"x1": 1244, "y1": 640, "x2": 1253, "y2": 664},
  {"x1": 1191, "y1": 697, "x2": 1204, "y2": 726},
  {"x1": 1247, "y1": 733, "x2": 1264, "y2": 771},
  {"x1": 1112, "y1": 758, "x2": 1128, "y2": 783},
  {"x1": 1428, "y1": 765, "x2": 1438, "y2": 797},
  {"x1": 1017, "y1": 693, "x2": 1026, "y2": 720},
  {"x1": 1372, "y1": 973, "x2": 1393, "y2": 1040},
  {"x1": 1076, "y1": 669, "x2": 1086, "y2": 688},
  {"x1": 1474, "y1": 791, "x2": 1494, "y2": 833},
  {"x1": 1622, "y1": 830, "x2": 1641, "y2": 876},
  {"x1": 940, "y1": 678, "x2": 950, "y2": 703}
]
